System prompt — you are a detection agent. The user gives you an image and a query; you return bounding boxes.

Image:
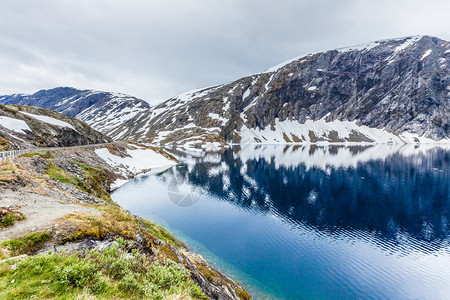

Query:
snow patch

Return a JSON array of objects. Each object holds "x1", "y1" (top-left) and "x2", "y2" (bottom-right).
[
  {"x1": 0, "y1": 116, "x2": 31, "y2": 134},
  {"x1": 222, "y1": 99, "x2": 230, "y2": 112},
  {"x1": 201, "y1": 142, "x2": 222, "y2": 152},
  {"x1": 262, "y1": 56, "x2": 306, "y2": 74},
  {"x1": 242, "y1": 89, "x2": 250, "y2": 100},
  {"x1": 421, "y1": 49, "x2": 432, "y2": 60},
  {"x1": 95, "y1": 146, "x2": 176, "y2": 188},
  {"x1": 21, "y1": 112, "x2": 76, "y2": 130},
  {"x1": 307, "y1": 86, "x2": 317, "y2": 91},
  {"x1": 337, "y1": 41, "x2": 380, "y2": 52},
  {"x1": 394, "y1": 36, "x2": 422, "y2": 52},
  {"x1": 208, "y1": 113, "x2": 227, "y2": 124}
]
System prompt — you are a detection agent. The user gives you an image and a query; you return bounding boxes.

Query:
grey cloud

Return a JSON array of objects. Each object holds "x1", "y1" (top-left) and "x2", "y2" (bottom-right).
[{"x1": 0, "y1": 0, "x2": 449, "y2": 104}]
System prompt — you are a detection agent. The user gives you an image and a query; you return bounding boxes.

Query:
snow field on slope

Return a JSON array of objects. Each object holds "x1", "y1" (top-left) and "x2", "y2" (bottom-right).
[
  {"x1": 95, "y1": 147, "x2": 176, "y2": 175},
  {"x1": 0, "y1": 116, "x2": 31, "y2": 134},
  {"x1": 21, "y1": 112, "x2": 76, "y2": 130}
]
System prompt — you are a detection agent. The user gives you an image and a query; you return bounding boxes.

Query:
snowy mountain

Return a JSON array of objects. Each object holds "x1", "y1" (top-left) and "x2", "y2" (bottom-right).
[
  {"x1": 0, "y1": 104, "x2": 111, "y2": 150},
  {"x1": 0, "y1": 88, "x2": 150, "y2": 139},
  {"x1": 1, "y1": 35, "x2": 449, "y2": 146},
  {"x1": 119, "y1": 35, "x2": 450, "y2": 146}
]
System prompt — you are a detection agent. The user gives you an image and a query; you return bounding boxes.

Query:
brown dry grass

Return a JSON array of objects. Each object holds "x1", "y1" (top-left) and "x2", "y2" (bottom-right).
[{"x1": 55, "y1": 205, "x2": 140, "y2": 242}]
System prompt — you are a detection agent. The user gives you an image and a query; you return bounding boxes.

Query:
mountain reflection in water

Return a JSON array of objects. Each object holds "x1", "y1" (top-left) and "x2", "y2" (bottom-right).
[
  {"x1": 113, "y1": 144, "x2": 450, "y2": 299},
  {"x1": 170, "y1": 144, "x2": 449, "y2": 246}
]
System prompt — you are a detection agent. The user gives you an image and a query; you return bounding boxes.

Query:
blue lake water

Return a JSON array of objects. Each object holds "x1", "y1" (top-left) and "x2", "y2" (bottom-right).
[{"x1": 112, "y1": 144, "x2": 450, "y2": 299}]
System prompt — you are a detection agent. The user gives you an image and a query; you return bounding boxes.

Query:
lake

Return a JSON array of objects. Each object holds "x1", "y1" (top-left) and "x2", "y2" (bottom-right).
[{"x1": 112, "y1": 144, "x2": 450, "y2": 299}]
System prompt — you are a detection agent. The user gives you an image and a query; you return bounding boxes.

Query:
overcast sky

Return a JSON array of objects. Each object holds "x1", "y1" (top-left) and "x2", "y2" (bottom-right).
[{"x1": 1, "y1": 0, "x2": 449, "y2": 104}]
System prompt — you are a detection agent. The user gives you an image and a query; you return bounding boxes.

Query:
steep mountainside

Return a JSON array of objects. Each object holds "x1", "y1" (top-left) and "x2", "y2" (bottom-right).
[
  {"x1": 1, "y1": 35, "x2": 449, "y2": 146},
  {"x1": 0, "y1": 88, "x2": 150, "y2": 139},
  {"x1": 0, "y1": 104, "x2": 111, "y2": 150}
]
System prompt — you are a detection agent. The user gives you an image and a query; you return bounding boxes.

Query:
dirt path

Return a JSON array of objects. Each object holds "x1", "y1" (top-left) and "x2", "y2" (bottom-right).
[{"x1": 0, "y1": 189, "x2": 98, "y2": 240}]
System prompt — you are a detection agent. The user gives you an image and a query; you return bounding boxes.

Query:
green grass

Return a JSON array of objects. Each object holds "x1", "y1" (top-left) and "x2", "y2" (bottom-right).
[
  {"x1": 20, "y1": 151, "x2": 54, "y2": 159},
  {"x1": 46, "y1": 164, "x2": 83, "y2": 188},
  {"x1": 46, "y1": 163, "x2": 112, "y2": 203},
  {"x1": 0, "y1": 210, "x2": 25, "y2": 228},
  {"x1": 73, "y1": 162, "x2": 112, "y2": 203},
  {"x1": 1, "y1": 215, "x2": 15, "y2": 227},
  {"x1": 138, "y1": 218, "x2": 185, "y2": 249},
  {"x1": 0, "y1": 238, "x2": 207, "y2": 299},
  {"x1": 0, "y1": 232, "x2": 50, "y2": 256}
]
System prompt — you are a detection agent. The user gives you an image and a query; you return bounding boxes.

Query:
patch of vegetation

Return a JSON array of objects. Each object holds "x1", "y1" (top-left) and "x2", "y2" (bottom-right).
[
  {"x1": 0, "y1": 136, "x2": 10, "y2": 151},
  {"x1": 0, "y1": 248, "x2": 9, "y2": 261},
  {"x1": 0, "y1": 162, "x2": 16, "y2": 176},
  {"x1": 0, "y1": 232, "x2": 50, "y2": 256},
  {"x1": 60, "y1": 205, "x2": 140, "y2": 243},
  {"x1": 236, "y1": 288, "x2": 252, "y2": 300},
  {"x1": 20, "y1": 151, "x2": 54, "y2": 159},
  {"x1": 46, "y1": 161, "x2": 112, "y2": 203},
  {"x1": 0, "y1": 238, "x2": 207, "y2": 299},
  {"x1": 138, "y1": 218, "x2": 185, "y2": 249},
  {"x1": 58, "y1": 206, "x2": 190, "y2": 264},
  {"x1": 73, "y1": 162, "x2": 112, "y2": 203},
  {"x1": 46, "y1": 163, "x2": 83, "y2": 188},
  {"x1": 0, "y1": 209, "x2": 25, "y2": 228}
]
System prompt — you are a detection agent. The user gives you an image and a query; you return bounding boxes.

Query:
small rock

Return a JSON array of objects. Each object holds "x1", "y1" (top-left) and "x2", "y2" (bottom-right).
[{"x1": 135, "y1": 234, "x2": 143, "y2": 243}]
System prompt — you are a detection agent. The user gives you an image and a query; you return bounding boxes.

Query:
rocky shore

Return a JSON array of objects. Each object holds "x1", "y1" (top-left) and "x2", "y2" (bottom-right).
[{"x1": 0, "y1": 143, "x2": 250, "y2": 299}]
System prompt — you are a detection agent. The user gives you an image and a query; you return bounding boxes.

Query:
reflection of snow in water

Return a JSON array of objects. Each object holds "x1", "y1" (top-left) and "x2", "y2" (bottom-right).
[
  {"x1": 236, "y1": 144, "x2": 450, "y2": 171},
  {"x1": 307, "y1": 190, "x2": 318, "y2": 205},
  {"x1": 166, "y1": 168, "x2": 204, "y2": 207}
]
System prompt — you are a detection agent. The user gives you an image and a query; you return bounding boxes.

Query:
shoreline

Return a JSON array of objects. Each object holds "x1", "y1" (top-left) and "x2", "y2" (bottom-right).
[{"x1": 0, "y1": 143, "x2": 250, "y2": 299}]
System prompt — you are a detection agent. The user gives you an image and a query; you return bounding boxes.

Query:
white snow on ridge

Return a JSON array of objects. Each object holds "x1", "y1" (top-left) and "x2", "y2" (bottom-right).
[
  {"x1": 21, "y1": 112, "x2": 76, "y2": 130},
  {"x1": 393, "y1": 35, "x2": 422, "y2": 52},
  {"x1": 337, "y1": 41, "x2": 380, "y2": 52},
  {"x1": 261, "y1": 36, "x2": 423, "y2": 74},
  {"x1": 262, "y1": 56, "x2": 308, "y2": 74},
  {"x1": 421, "y1": 49, "x2": 432, "y2": 60},
  {"x1": 0, "y1": 116, "x2": 31, "y2": 134},
  {"x1": 239, "y1": 118, "x2": 449, "y2": 145}
]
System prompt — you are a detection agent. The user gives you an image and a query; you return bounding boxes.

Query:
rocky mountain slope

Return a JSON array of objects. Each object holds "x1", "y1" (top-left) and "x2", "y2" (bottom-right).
[
  {"x1": 1, "y1": 35, "x2": 449, "y2": 146},
  {"x1": 0, "y1": 88, "x2": 150, "y2": 139},
  {"x1": 0, "y1": 104, "x2": 111, "y2": 150},
  {"x1": 130, "y1": 35, "x2": 449, "y2": 146}
]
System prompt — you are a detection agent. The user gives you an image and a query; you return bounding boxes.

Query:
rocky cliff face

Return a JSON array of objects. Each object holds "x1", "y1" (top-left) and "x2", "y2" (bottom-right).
[
  {"x1": 0, "y1": 104, "x2": 111, "y2": 150},
  {"x1": 1, "y1": 36, "x2": 449, "y2": 146}
]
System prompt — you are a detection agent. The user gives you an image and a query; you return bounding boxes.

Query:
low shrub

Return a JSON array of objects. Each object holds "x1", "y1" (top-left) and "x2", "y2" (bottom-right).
[
  {"x1": 0, "y1": 232, "x2": 50, "y2": 256},
  {"x1": 0, "y1": 238, "x2": 207, "y2": 299}
]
